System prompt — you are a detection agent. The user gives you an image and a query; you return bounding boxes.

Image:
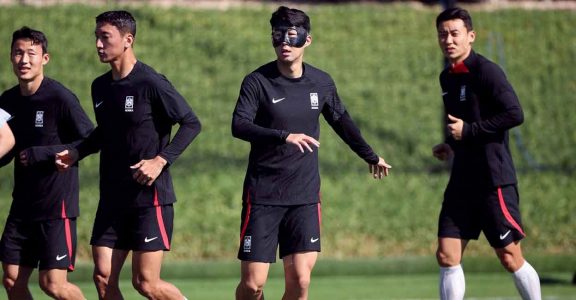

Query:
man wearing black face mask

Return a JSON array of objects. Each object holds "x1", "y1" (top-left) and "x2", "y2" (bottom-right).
[{"x1": 231, "y1": 6, "x2": 392, "y2": 300}]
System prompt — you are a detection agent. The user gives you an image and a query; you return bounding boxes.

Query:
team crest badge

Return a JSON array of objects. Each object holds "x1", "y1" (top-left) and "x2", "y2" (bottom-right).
[
  {"x1": 459, "y1": 86, "x2": 466, "y2": 102},
  {"x1": 310, "y1": 93, "x2": 319, "y2": 109},
  {"x1": 35, "y1": 111, "x2": 44, "y2": 127},
  {"x1": 243, "y1": 236, "x2": 252, "y2": 253},
  {"x1": 125, "y1": 96, "x2": 134, "y2": 112}
]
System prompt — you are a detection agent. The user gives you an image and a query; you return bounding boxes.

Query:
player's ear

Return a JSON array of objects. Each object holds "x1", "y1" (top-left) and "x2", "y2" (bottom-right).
[
  {"x1": 304, "y1": 34, "x2": 312, "y2": 48},
  {"x1": 42, "y1": 52, "x2": 50, "y2": 66},
  {"x1": 468, "y1": 30, "x2": 476, "y2": 44},
  {"x1": 124, "y1": 33, "x2": 134, "y2": 49}
]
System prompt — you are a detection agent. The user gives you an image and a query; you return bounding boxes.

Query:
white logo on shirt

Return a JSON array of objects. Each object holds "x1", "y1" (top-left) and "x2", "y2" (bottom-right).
[
  {"x1": 125, "y1": 96, "x2": 134, "y2": 112},
  {"x1": 442, "y1": 91, "x2": 448, "y2": 96},
  {"x1": 243, "y1": 236, "x2": 252, "y2": 253},
  {"x1": 95, "y1": 101, "x2": 104, "y2": 108},
  {"x1": 459, "y1": 86, "x2": 466, "y2": 102},
  {"x1": 272, "y1": 97, "x2": 285, "y2": 104},
  {"x1": 310, "y1": 237, "x2": 319, "y2": 243},
  {"x1": 35, "y1": 111, "x2": 44, "y2": 127},
  {"x1": 310, "y1": 93, "x2": 319, "y2": 109}
]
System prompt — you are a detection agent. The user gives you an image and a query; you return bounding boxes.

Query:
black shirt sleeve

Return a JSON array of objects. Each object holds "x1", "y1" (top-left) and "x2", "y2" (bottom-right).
[
  {"x1": 462, "y1": 63, "x2": 524, "y2": 140},
  {"x1": 322, "y1": 85, "x2": 379, "y2": 165},
  {"x1": 231, "y1": 75, "x2": 290, "y2": 144},
  {"x1": 153, "y1": 75, "x2": 201, "y2": 165}
]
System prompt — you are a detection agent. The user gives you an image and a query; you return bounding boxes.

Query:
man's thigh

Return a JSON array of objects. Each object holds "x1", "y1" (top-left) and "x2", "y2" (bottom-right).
[{"x1": 132, "y1": 250, "x2": 164, "y2": 280}]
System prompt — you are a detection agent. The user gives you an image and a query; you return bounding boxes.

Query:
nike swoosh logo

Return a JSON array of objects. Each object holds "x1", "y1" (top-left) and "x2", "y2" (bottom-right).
[
  {"x1": 310, "y1": 237, "x2": 319, "y2": 243},
  {"x1": 6, "y1": 115, "x2": 14, "y2": 121},
  {"x1": 442, "y1": 92, "x2": 448, "y2": 96},
  {"x1": 144, "y1": 236, "x2": 158, "y2": 243},
  {"x1": 95, "y1": 101, "x2": 104, "y2": 108},
  {"x1": 272, "y1": 97, "x2": 285, "y2": 104},
  {"x1": 56, "y1": 254, "x2": 67, "y2": 261},
  {"x1": 499, "y1": 230, "x2": 511, "y2": 240}
]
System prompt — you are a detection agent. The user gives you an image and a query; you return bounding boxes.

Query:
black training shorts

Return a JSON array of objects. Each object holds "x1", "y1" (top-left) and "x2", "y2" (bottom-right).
[
  {"x1": 0, "y1": 216, "x2": 77, "y2": 271},
  {"x1": 438, "y1": 184, "x2": 525, "y2": 248},
  {"x1": 91, "y1": 204, "x2": 173, "y2": 251},
  {"x1": 238, "y1": 202, "x2": 322, "y2": 263}
]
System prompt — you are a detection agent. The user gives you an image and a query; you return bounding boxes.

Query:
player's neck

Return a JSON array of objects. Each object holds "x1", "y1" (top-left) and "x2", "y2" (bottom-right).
[
  {"x1": 277, "y1": 59, "x2": 304, "y2": 79},
  {"x1": 19, "y1": 74, "x2": 44, "y2": 96},
  {"x1": 109, "y1": 50, "x2": 137, "y2": 81}
]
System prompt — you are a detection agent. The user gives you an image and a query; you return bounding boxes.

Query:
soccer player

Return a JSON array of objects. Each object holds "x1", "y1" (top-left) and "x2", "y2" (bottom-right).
[
  {"x1": 0, "y1": 26, "x2": 93, "y2": 300},
  {"x1": 232, "y1": 6, "x2": 391, "y2": 300},
  {"x1": 56, "y1": 10, "x2": 200, "y2": 300},
  {"x1": 0, "y1": 109, "x2": 15, "y2": 158},
  {"x1": 432, "y1": 7, "x2": 541, "y2": 300}
]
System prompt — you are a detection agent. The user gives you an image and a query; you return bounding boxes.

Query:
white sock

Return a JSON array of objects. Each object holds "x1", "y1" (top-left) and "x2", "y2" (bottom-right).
[
  {"x1": 439, "y1": 264, "x2": 465, "y2": 300},
  {"x1": 513, "y1": 261, "x2": 541, "y2": 300}
]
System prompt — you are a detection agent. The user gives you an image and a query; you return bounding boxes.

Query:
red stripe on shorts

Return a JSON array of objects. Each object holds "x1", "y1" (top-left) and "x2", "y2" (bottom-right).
[
  {"x1": 61, "y1": 201, "x2": 74, "y2": 271},
  {"x1": 317, "y1": 193, "x2": 322, "y2": 233},
  {"x1": 239, "y1": 191, "x2": 252, "y2": 242},
  {"x1": 497, "y1": 187, "x2": 525, "y2": 237},
  {"x1": 154, "y1": 189, "x2": 171, "y2": 250}
]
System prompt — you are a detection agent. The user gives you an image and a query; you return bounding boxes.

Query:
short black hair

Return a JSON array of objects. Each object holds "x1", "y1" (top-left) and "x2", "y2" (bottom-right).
[
  {"x1": 96, "y1": 10, "x2": 137, "y2": 37},
  {"x1": 270, "y1": 6, "x2": 311, "y2": 33},
  {"x1": 11, "y1": 26, "x2": 48, "y2": 54},
  {"x1": 436, "y1": 7, "x2": 473, "y2": 32}
]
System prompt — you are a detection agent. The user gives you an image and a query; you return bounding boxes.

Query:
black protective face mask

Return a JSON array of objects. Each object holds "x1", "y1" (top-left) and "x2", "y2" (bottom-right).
[{"x1": 271, "y1": 26, "x2": 308, "y2": 48}]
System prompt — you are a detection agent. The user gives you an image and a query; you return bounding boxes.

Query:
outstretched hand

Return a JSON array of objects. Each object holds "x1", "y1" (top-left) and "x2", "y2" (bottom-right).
[
  {"x1": 286, "y1": 133, "x2": 320, "y2": 153},
  {"x1": 369, "y1": 157, "x2": 392, "y2": 179}
]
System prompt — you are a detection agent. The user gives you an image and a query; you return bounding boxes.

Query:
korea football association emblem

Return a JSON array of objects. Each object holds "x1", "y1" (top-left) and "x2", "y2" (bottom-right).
[
  {"x1": 243, "y1": 236, "x2": 252, "y2": 253},
  {"x1": 459, "y1": 85, "x2": 467, "y2": 102},
  {"x1": 310, "y1": 93, "x2": 319, "y2": 109},
  {"x1": 35, "y1": 111, "x2": 44, "y2": 127},
  {"x1": 125, "y1": 96, "x2": 134, "y2": 112}
]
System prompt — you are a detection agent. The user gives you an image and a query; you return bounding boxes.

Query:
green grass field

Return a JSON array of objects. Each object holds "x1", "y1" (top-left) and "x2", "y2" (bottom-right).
[
  {"x1": 0, "y1": 0, "x2": 573, "y2": 267},
  {"x1": 23, "y1": 273, "x2": 576, "y2": 300},
  {"x1": 22, "y1": 257, "x2": 576, "y2": 299}
]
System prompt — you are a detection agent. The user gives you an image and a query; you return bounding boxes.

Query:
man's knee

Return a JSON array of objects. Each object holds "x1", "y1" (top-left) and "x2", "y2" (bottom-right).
[
  {"x1": 93, "y1": 269, "x2": 111, "y2": 297},
  {"x1": 39, "y1": 281, "x2": 62, "y2": 298},
  {"x1": 497, "y1": 251, "x2": 523, "y2": 272},
  {"x1": 3, "y1": 273, "x2": 26, "y2": 292},
  {"x1": 436, "y1": 249, "x2": 461, "y2": 267},
  {"x1": 2, "y1": 275, "x2": 16, "y2": 291},
  {"x1": 132, "y1": 277, "x2": 160, "y2": 298},
  {"x1": 94, "y1": 270, "x2": 107, "y2": 285},
  {"x1": 238, "y1": 279, "x2": 265, "y2": 297},
  {"x1": 285, "y1": 273, "x2": 311, "y2": 291}
]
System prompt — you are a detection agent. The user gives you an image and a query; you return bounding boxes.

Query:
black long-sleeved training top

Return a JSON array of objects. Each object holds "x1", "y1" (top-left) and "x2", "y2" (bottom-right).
[
  {"x1": 78, "y1": 61, "x2": 201, "y2": 208},
  {"x1": 232, "y1": 61, "x2": 379, "y2": 206},
  {"x1": 0, "y1": 78, "x2": 94, "y2": 221},
  {"x1": 440, "y1": 51, "x2": 523, "y2": 188}
]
